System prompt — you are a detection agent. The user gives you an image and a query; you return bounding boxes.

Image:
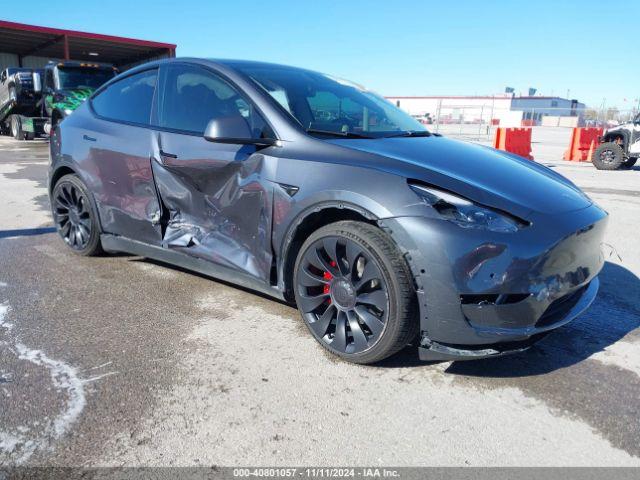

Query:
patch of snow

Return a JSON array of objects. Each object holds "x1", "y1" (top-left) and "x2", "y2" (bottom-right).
[{"x1": 0, "y1": 297, "x2": 114, "y2": 464}]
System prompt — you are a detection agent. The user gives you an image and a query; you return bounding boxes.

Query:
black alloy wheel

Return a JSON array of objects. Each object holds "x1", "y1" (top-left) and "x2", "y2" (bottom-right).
[
  {"x1": 52, "y1": 174, "x2": 102, "y2": 255},
  {"x1": 294, "y1": 221, "x2": 417, "y2": 364}
]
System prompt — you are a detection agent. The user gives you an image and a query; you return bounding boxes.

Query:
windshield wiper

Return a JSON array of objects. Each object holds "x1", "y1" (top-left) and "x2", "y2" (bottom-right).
[
  {"x1": 305, "y1": 128, "x2": 373, "y2": 139},
  {"x1": 385, "y1": 130, "x2": 433, "y2": 138}
]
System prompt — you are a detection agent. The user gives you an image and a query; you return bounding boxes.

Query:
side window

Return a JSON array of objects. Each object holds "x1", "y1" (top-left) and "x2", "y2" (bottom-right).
[
  {"x1": 159, "y1": 64, "x2": 272, "y2": 137},
  {"x1": 91, "y1": 69, "x2": 157, "y2": 125}
]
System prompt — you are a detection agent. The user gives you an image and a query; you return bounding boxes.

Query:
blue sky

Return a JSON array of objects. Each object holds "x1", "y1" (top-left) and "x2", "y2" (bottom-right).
[{"x1": 7, "y1": 0, "x2": 639, "y2": 108}]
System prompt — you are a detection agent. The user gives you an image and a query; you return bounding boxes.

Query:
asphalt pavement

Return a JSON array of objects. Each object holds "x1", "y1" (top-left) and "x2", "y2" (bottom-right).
[{"x1": 0, "y1": 132, "x2": 639, "y2": 467}]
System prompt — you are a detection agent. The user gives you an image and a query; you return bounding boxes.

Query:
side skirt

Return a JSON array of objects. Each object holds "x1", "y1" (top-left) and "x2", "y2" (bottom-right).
[{"x1": 100, "y1": 234, "x2": 286, "y2": 301}]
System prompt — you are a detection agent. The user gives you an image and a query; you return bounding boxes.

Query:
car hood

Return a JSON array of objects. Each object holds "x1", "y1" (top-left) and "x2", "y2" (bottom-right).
[
  {"x1": 326, "y1": 136, "x2": 591, "y2": 216},
  {"x1": 47, "y1": 87, "x2": 95, "y2": 112}
]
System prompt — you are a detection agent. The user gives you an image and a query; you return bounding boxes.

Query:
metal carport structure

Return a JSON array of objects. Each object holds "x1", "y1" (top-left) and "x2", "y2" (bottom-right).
[{"x1": 0, "y1": 20, "x2": 176, "y2": 70}]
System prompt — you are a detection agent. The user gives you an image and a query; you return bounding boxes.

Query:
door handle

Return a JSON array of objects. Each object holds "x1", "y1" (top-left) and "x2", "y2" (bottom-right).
[
  {"x1": 83, "y1": 134, "x2": 97, "y2": 142},
  {"x1": 159, "y1": 149, "x2": 178, "y2": 159}
]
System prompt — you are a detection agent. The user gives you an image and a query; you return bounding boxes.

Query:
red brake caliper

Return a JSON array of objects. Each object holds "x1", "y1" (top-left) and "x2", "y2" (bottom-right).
[{"x1": 323, "y1": 261, "x2": 337, "y2": 301}]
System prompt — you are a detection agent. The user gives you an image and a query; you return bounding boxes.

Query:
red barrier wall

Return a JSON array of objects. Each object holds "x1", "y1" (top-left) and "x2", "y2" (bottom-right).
[
  {"x1": 563, "y1": 128, "x2": 603, "y2": 162},
  {"x1": 493, "y1": 128, "x2": 534, "y2": 160}
]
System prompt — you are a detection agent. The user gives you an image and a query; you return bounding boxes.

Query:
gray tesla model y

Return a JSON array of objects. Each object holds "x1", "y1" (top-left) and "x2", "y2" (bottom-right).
[{"x1": 48, "y1": 58, "x2": 608, "y2": 364}]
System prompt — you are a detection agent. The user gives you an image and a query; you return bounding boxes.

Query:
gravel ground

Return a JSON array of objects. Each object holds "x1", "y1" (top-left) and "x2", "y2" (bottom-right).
[{"x1": 0, "y1": 132, "x2": 638, "y2": 467}]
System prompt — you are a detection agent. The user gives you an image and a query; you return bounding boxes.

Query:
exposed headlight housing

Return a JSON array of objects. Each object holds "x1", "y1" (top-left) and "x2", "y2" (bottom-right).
[{"x1": 409, "y1": 183, "x2": 528, "y2": 233}]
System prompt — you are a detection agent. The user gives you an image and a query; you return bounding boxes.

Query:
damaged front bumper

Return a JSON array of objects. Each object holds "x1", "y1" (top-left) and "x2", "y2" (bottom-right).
[
  {"x1": 418, "y1": 277, "x2": 599, "y2": 361},
  {"x1": 383, "y1": 203, "x2": 608, "y2": 361}
]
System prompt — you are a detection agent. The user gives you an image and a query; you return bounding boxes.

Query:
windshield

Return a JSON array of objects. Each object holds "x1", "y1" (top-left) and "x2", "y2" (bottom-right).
[
  {"x1": 234, "y1": 64, "x2": 428, "y2": 139},
  {"x1": 57, "y1": 67, "x2": 116, "y2": 90}
]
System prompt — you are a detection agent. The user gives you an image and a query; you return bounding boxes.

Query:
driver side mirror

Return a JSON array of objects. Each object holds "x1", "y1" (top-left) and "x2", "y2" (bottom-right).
[
  {"x1": 204, "y1": 117, "x2": 277, "y2": 147},
  {"x1": 32, "y1": 72, "x2": 42, "y2": 93}
]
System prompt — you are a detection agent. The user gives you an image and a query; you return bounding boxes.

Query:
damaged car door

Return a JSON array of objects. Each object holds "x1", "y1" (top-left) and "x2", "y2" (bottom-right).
[
  {"x1": 85, "y1": 68, "x2": 163, "y2": 245},
  {"x1": 150, "y1": 63, "x2": 276, "y2": 281}
]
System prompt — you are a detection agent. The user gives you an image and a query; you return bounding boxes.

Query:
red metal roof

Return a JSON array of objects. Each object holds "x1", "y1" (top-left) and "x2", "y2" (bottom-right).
[{"x1": 0, "y1": 20, "x2": 176, "y2": 67}]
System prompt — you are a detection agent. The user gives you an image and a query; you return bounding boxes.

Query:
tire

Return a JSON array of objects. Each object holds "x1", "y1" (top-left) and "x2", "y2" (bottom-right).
[
  {"x1": 10, "y1": 115, "x2": 24, "y2": 140},
  {"x1": 51, "y1": 174, "x2": 103, "y2": 256},
  {"x1": 621, "y1": 157, "x2": 637, "y2": 169},
  {"x1": 592, "y1": 142, "x2": 624, "y2": 170},
  {"x1": 293, "y1": 220, "x2": 417, "y2": 364}
]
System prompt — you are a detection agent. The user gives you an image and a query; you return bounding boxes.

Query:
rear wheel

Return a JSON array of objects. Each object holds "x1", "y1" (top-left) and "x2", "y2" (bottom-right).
[
  {"x1": 293, "y1": 221, "x2": 417, "y2": 364},
  {"x1": 592, "y1": 142, "x2": 624, "y2": 170},
  {"x1": 51, "y1": 174, "x2": 103, "y2": 256}
]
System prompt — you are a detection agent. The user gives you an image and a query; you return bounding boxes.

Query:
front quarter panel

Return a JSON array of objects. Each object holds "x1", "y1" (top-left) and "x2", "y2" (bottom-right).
[{"x1": 270, "y1": 153, "x2": 434, "y2": 254}]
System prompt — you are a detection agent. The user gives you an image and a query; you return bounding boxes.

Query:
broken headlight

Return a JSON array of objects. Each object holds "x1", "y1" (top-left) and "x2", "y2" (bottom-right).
[{"x1": 410, "y1": 183, "x2": 527, "y2": 233}]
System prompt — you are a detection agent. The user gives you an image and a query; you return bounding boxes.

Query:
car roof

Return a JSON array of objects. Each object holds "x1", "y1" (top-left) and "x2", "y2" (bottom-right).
[{"x1": 128, "y1": 57, "x2": 319, "y2": 76}]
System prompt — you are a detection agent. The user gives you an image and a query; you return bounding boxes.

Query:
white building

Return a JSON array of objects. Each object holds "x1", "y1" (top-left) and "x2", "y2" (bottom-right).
[{"x1": 386, "y1": 95, "x2": 585, "y2": 127}]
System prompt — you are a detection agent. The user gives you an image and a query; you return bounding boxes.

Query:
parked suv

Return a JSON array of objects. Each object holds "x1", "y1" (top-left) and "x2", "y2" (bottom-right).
[
  {"x1": 592, "y1": 113, "x2": 640, "y2": 170},
  {"x1": 48, "y1": 58, "x2": 607, "y2": 364}
]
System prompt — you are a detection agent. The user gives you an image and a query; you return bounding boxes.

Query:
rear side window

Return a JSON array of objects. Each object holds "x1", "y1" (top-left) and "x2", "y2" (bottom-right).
[
  {"x1": 158, "y1": 64, "x2": 272, "y2": 137},
  {"x1": 91, "y1": 69, "x2": 157, "y2": 125}
]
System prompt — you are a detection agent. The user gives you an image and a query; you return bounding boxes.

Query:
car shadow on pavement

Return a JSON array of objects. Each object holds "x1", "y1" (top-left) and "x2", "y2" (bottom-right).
[
  {"x1": 131, "y1": 257, "x2": 295, "y2": 306},
  {"x1": 445, "y1": 261, "x2": 640, "y2": 377},
  {"x1": 0, "y1": 226, "x2": 56, "y2": 239}
]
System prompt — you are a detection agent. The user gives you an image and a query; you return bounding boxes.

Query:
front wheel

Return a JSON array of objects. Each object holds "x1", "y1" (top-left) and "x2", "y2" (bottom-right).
[
  {"x1": 592, "y1": 142, "x2": 624, "y2": 170},
  {"x1": 293, "y1": 221, "x2": 417, "y2": 364},
  {"x1": 51, "y1": 174, "x2": 103, "y2": 256}
]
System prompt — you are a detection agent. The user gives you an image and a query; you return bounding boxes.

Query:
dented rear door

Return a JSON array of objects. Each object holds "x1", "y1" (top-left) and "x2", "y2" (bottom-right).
[{"x1": 84, "y1": 67, "x2": 163, "y2": 246}]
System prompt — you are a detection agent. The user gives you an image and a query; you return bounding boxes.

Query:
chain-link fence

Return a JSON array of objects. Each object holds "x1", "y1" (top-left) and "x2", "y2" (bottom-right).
[{"x1": 396, "y1": 99, "x2": 638, "y2": 142}]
